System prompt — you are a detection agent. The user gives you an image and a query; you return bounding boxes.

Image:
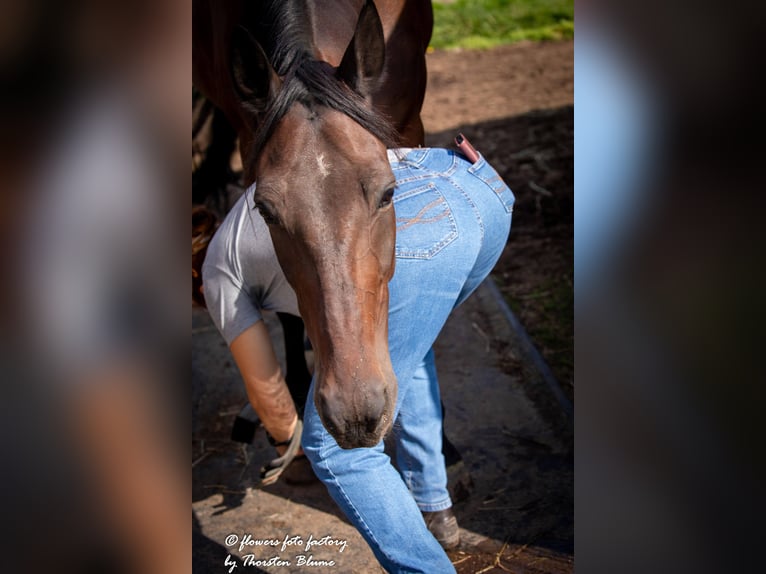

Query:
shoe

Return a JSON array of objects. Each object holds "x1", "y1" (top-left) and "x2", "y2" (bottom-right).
[
  {"x1": 422, "y1": 507, "x2": 460, "y2": 550},
  {"x1": 281, "y1": 455, "x2": 319, "y2": 485}
]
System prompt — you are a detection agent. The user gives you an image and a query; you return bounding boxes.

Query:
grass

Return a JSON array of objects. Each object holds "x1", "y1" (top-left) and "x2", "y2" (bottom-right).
[
  {"x1": 430, "y1": 0, "x2": 574, "y2": 50},
  {"x1": 502, "y1": 273, "x2": 574, "y2": 390}
]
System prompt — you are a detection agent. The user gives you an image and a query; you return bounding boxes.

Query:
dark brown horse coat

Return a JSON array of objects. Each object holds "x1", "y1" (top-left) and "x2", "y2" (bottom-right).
[
  {"x1": 193, "y1": 0, "x2": 433, "y2": 448},
  {"x1": 193, "y1": 0, "x2": 431, "y2": 155}
]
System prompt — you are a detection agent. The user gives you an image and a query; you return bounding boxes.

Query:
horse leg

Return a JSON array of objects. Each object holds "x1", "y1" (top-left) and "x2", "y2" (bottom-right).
[
  {"x1": 277, "y1": 312, "x2": 312, "y2": 416},
  {"x1": 192, "y1": 101, "x2": 238, "y2": 213}
]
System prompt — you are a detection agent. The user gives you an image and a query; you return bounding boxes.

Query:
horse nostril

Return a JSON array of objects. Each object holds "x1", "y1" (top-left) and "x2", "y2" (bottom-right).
[
  {"x1": 341, "y1": 393, "x2": 390, "y2": 447},
  {"x1": 365, "y1": 386, "x2": 387, "y2": 419},
  {"x1": 349, "y1": 417, "x2": 378, "y2": 437},
  {"x1": 343, "y1": 418, "x2": 381, "y2": 448},
  {"x1": 316, "y1": 380, "x2": 394, "y2": 448}
]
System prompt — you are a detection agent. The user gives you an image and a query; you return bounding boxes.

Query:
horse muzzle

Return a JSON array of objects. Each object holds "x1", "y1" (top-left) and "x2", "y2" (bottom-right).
[{"x1": 314, "y1": 378, "x2": 396, "y2": 449}]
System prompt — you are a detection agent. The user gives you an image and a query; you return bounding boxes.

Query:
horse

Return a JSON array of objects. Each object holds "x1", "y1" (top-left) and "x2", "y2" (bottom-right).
[{"x1": 192, "y1": 0, "x2": 433, "y2": 449}]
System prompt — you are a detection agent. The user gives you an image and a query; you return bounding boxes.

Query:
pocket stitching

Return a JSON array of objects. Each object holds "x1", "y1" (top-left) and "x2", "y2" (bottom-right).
[
  {"x1": 467, "y1": 154, "x2": 515, "y2": 214},
  {"x1": 394, "y1": 182, "x2": 458, "y2": 259}
]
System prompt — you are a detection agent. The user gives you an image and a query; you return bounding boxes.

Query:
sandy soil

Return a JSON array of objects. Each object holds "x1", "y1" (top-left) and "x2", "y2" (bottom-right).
[{"x1": 423, "y1": 40, "x2": 574, "y2": 396}]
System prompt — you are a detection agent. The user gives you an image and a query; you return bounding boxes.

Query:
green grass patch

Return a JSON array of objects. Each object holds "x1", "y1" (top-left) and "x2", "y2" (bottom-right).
[{"x1": 431, "y1": 0, "x2": 574, "y2": 50}]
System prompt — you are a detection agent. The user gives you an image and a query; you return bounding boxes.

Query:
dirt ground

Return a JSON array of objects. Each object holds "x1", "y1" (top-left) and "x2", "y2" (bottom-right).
[
  {"x1": 422, "y1": 40, "x2": 574, "y2": 398},
  {"x1": 193, "y1": 284, "x2": 573, "y2": 574},
  {"x1": 427, "y1": 40, "x2": 574, "y2": 574}
]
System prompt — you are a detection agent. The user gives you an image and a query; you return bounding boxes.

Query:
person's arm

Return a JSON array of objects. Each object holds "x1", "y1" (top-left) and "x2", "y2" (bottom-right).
[{"x1": 229, "y1": 320, "x2": 299, "y2": 451}]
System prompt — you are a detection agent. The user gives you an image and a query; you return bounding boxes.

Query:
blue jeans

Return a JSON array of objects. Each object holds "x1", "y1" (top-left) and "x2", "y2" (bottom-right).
[{"x1": 302, "y1": 148, "x2": 514, "y2": 573}]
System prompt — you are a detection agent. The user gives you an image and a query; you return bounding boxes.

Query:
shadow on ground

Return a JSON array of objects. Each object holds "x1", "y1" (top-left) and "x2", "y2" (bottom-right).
[{"x1": 192, "y1": 111, "x2": 573, "y2": 573}]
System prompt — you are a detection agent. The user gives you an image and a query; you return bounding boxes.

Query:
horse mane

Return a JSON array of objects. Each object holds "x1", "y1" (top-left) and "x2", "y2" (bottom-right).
[{"x1": 246, "y1": 0, "x2": 399, "y2": 163}]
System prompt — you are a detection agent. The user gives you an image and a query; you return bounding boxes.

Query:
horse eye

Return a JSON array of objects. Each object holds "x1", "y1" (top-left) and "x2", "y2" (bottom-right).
[
  {"x1": 254, "y1": 200, "x2": 280, "y2": 226},
  {"x1": 378, "y1": 188, "x2": 395, "y2": 210}
]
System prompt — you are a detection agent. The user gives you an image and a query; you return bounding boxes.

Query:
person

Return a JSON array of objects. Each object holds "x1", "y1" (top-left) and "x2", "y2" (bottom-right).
[{"x1": 199, "y1": 146, "x2": 514, "y2": 573}]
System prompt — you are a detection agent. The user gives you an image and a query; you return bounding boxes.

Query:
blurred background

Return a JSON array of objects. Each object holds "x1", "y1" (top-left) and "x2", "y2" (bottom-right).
[
  {"x1": 0, "y1": 0, "x2": 188, "y2": 573},
  {"x1": 576, "y1": 1, "x2": 766, "y2": 573},
  {"x1": 2, "y1": 0, "x2": 765, "y2": 572}
]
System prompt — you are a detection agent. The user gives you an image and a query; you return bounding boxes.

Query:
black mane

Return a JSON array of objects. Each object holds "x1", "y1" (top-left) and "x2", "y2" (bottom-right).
[{"x1": 246, "y1": 0, "x2": 399, "y2": 163}]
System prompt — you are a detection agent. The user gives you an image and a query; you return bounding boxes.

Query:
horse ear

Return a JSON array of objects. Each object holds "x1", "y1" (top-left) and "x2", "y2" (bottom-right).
[
  {"x1": 231, "y1": 26, "x2": 281, "y2": 112},
  {"x1": 337, "y1": 0, "x2": 385, "y2": 98}
]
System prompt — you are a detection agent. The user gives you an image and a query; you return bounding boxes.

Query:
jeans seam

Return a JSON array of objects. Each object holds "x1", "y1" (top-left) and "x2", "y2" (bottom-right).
[
  {"x1": 444, "y1": 153, "x2": 458, "y2": 176},
  {"x1": 393, "y1": 171, "x2": 436, "y2": 185},
  {"x1": 450, "y1": 177, "x2": 485, "y2": 242},
  {"x1": 416, "y1": 497, "x2": 453, "y2": 513},
  {"x1": 467, "y1": 153, "x2": 515, "y2": 214},
  {"x1": 400, "y1": 153, "x2": 458, "y2": 179},
  {"x1": 318, "y1": 430, "x2": 405, "y2": 569},
  {"x1": 393, "y1": 150, "x2": 459, "y2": 184},
  {"x1": 398, "y1": 420, "x2": 415, "y2": 493}
]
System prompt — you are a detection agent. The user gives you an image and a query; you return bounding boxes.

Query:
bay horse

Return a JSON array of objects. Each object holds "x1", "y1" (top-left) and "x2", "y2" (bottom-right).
[{"x1": 193, "y1": 0, "x2": 433, "y2": 448}]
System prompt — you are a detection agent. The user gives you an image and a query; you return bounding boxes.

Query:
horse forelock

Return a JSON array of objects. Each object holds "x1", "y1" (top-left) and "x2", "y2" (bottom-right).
[
  {"x1": 246, "y1": 0, "x2": 399, "y2": 171},
  {"x1": 255, "y1": 0, "x2": 314, "y2": 75},
  {"x1": 249, "y1": 58, "x2": 398, "y2": 165}
]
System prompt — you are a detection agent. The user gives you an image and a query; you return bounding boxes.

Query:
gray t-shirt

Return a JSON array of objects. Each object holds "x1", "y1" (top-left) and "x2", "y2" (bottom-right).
[{"x1": 202, "y1": 188, "x2": 299, "y2": 345}]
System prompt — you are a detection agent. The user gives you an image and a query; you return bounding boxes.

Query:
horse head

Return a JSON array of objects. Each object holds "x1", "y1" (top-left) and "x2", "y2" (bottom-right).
[{"x1": 232, "y1": 1, "x2": 399, "y2": 449}]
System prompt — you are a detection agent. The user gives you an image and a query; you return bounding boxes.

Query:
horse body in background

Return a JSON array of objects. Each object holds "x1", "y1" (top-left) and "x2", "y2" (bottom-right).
[
  {"x1": 193, "y1": 0, "x2": 432, "y2": 158},
  {"x1": 192, "y1": 0, "x2": 433, "y2": 448}
]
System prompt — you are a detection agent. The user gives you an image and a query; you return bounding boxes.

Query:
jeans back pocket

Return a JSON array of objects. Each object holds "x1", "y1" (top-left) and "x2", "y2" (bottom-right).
[
  {"x1": 394, "y1": 182, "x2": 458, "y2": 260},
  {"x1": 467, "y1": 153, "x2": 515, "y2": 213}
]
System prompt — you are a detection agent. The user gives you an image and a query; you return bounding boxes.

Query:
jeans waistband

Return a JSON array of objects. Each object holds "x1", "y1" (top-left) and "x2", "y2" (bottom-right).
[{"x1": 389, "y1": 147, "x2": 465, "y2": 173}]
